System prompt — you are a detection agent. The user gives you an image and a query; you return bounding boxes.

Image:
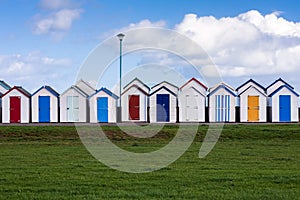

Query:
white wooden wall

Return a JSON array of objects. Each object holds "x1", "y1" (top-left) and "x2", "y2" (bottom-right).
[
  {"x1": 271, "y1": 87, "x2": 299, "y2": 122},
  {"x1": 179, "y1": 88, "x2": 205, "y2": 122},
  {"x1": 239, "y1": 87, "x2": 267, "y2": 122},
  {"x1": 122, "y1": 87, "x2": 147, "y2": 122},
  {"x1": 209, "y1": 87, "x2": 236, "y2": 122},
  {"x1": 150, "y1": 88, "x2": 177, "y2": 123},
  {"x1": 31, "y1": 88, "x2": 58, "y2": 123},
  {"x1": 89, "y1": 91, "x2": 117, "y2": 123},
  {"x1": 2, "y1": 90, "x2": 30, "y2": 123},
  {"x1": 60, "y1": 88, "x2": 87, "y2": 122}
]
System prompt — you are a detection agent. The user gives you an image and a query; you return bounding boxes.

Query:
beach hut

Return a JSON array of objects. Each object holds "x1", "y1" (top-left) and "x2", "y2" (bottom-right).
[
  {"x1": 236, "y1": 79, "x2": 267, "y2": 122},
  {"x1": 31, "y1": 86, "x2": 59, "y2": 123},
  {"x1": 121, "y1": 78, "x2": 149, "y2": 122},
  {"x1": 2, "y1": 86, "x2": 31, "y2": 123},
  {"x1": 266, "y1": 78, "x2": 299, "y2": 122},
  {"x1": 89, "y1": 88, "x2": 118, "y2": 123},
  {"x1": 60, "y1": 86, "x2": 89, "y2": 122},
  {"x1": 149, "y1": 81, "x2": 178, "y2": 123},
  {"x1": 178, "y1": 78, "x2": 207, "y2": 122},
  {"x1": 0, "y1": 80, "x2": 11, "y2": 122},
  {"x1": 208, "y1": 82, "x2": 236, "y2": 122}
]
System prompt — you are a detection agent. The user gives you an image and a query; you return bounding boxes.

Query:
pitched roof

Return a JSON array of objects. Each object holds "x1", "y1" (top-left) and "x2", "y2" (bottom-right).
[
  {"x1": 209, "y1": 82, "x2": 235, "y2": 92},
  {"x1": 2, "y1": 86, "x2": 31, "y2": 98},
  {"x1": 208, "y1": 85, "x2": 237, "y2": 97},
  {"x1": 121, "y1": 84, "x2": 149, "y2": 96},
  {"x1": 75, "y1": 79, "x2": 96, "y2": 90},
  {"x1": 150, "y1": 86, "x2": 177, "y2": 97},
  {"x1": 236, "y1": 79, "x2": 265, "y2": 93},
  {"x1": 151, "y1": 81, "x2": 179, "y2": 90},
  {"x1": 268, "y1": 85, "x2": 299, "y2": 97},
  {"x1": 180, "y1": 77, "x2": 208, "y2": 90},
  {"x1": 266, "y1": 78, "x2": 294, "y2": 90},
  {"x1": 32, "y1": 85, "x2": 59, "y2": 97},
  {"x1": 0, "y1": 80, "x2": 11, "y2": 90},
  {"x1": 89, "y1": 87, "x2": 119, "y2": 99},
  {"x1": 238, "y1": 85, "x2": 267, "y2": 97},
  {"x1": 123, "y1": 77, "x2": 150, "y2": 90},
  {"x1": 60, "y1": 85, "x2": 89, "y2": 97}
]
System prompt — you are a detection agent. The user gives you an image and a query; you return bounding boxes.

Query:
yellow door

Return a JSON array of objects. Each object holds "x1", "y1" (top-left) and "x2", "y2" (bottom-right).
[{"x1": 248, "y1": 96, "x2": 259, "y2": 122}]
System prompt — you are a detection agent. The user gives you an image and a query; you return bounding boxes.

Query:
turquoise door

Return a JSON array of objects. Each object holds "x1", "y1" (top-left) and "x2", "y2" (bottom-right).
[{"x1": 97, "y1": 97, "x2": 108, "y2": 122}]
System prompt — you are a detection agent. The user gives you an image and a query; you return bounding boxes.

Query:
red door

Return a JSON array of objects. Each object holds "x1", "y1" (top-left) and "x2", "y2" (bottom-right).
[
  {"x1": 10, "y1": 96, "x2": 21, "y2": 123},
  {"x1": 129, "y1": 95, "x2": 140, "y2": 120}
]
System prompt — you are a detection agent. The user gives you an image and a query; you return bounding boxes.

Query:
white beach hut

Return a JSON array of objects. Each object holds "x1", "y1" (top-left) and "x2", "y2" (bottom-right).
[
  {"x1": 178, "y1": 78, "x2": 207, "y2": 122},
  {"x1": 31, "y1": 86, "x2": 59, "y2": 123},
  {"x1": 236, "y1": 79, "x2": 267, "y2": 122},
  {"x1": 121, "y1": 78, "x2": 149, "y2": 122},
  {"x1": 89, "y1": 88, "x2": 118, "y2": 123},
  {"x1": 266, "y1": 78, "x2": 299, "y2": 122},
  {"x1": 60, "y1": 86, "x2": 89, "y2": 122},
  {"x1": 2, "y1": 86, "x2": 31, "y2": 123},
  {"x1": 149, "y1": 81, "x2": 178, "y2": 123},
  {"x1": 208, "y1": 82, "x2": 236, "y2": 122}
]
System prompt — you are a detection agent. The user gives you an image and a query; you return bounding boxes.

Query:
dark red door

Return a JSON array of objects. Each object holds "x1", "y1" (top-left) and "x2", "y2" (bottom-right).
[
  {"x1": 10, "y1": 96, "x2": 21, "y2": 123},
  {"x1": 129, "y1": 95, "x2": 140, "y2": 120}
]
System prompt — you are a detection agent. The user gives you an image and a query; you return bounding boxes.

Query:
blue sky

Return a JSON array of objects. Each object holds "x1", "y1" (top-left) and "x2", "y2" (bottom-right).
[{"x1": 0, "y1": 0, "x2": 300, "y2": 93}]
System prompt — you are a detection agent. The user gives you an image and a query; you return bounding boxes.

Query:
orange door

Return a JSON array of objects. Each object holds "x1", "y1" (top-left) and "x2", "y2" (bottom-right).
[{"x1": 248, "y1": 96, "x2": 259, "y2": 122}]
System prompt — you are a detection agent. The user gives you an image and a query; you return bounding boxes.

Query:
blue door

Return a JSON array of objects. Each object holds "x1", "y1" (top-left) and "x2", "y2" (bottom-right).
[
  {"x1": 39, "y1": 96, "x2": 50, "y2": 122},
  {"x1": 279, "y1": 95, "x2": 291, "y2": 122},
  {"x1": 157, "y1": 94, "x2": 170, "y2": 122},
  {"x1": 97, "y1": 97, "x2": 108, "y2": 122}
]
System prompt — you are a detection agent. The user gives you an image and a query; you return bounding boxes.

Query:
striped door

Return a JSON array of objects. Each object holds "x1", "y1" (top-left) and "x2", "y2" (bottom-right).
[
  {"x1": 215, "y1": 95, "x2": 230, "y2": 122},
  {"x1": 248, "y1": 96, "x2": 259, "y2": 122}
]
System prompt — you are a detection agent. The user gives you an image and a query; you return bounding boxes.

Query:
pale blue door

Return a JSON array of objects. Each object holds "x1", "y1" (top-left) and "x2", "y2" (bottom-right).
[{"x1": 67, "y1": 96, "x2": 79, "y2": 122}]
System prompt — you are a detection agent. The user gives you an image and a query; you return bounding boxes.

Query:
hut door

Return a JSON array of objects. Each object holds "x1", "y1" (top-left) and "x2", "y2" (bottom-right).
[
  {"x1": 97, "y1": 97, "x2": 108, "y2": 122},
  {"x1": 129, "y1": 95, "x2": 140, "y2": 120},
  {"x1": 67, "y1": 96, "x2": 79, "y2": 122},
  {"x1": 248, "y1": 96, "x2": 259, "y2": 122},
  {"x1": 279, "y1": 95, "x2": 291, "y2": 122},
  {"x1": 186, "y1": 94, "x2": 198, "y2": 121},
  {"x1": 157, "y1": 94, "x2": 170, "y2": 122},
  {"x1": 10, "y1": 96, "x2": 21, "y2": 123},
  {"x1": 39, "y1": 96, "x2": 50, "y2": 122},
  {"x1": 215, "y1": 95, "x2": 230, "y2": 122}
]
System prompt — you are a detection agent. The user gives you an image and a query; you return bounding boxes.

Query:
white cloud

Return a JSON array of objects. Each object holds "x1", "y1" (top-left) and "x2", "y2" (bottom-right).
[
  {"x1": 33, "y1": 9, "x2": 83, "y2": 35},
  {"x1": 0, "y1": 52, "x2": 72, "y2": 92},
  {"x1": 174, "y1": 10, "x2": 300, "y2": 78}
]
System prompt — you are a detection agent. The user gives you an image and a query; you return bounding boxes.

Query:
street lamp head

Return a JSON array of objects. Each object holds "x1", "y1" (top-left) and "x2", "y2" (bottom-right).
[{"x1": 117, "y1": 33, "x2": 125, "y2": 41}]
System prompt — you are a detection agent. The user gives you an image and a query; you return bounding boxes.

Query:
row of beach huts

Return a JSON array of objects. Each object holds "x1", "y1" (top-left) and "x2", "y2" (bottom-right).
[{"x1": 0, "y1": 77, "x2": 299, "y2": 123}]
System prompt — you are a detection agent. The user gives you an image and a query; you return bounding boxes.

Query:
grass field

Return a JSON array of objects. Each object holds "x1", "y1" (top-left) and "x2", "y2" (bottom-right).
[{"x1": 0, "y1": 124, "x2": 299, "y2": 199}]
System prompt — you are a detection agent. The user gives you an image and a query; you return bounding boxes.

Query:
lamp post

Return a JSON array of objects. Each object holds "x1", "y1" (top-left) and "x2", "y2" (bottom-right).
[{"x1": 117, "y1": 33, "x2": 125, "y2": 122}]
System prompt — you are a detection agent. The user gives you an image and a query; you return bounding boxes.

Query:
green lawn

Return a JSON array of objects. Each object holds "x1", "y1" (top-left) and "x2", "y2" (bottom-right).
[{"x1": 0, "y1": 124, "x2": 299, "y2": 199}]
